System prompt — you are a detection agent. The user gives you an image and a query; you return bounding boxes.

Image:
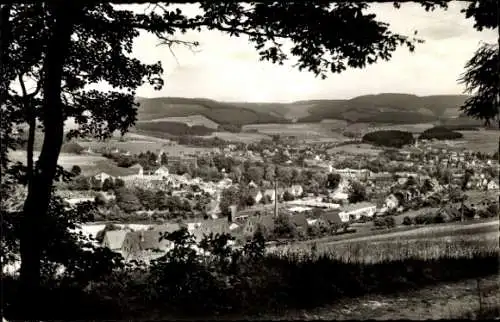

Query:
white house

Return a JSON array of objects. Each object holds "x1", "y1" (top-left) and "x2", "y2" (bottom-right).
[
  {"x1": 338, "y1": 202, "x2": 377, "y2": 222},
  {"x1": 94, "y1": 172, "x2": 114, "y2": 183},
  {"x1": 154, "y1": 166, "x2": 169, "y2": 178},
  {"x1": 287, "y1": 185, "x2": 303, "y2": 198},
  {"x1": 384, "y1": 194, "x2": 399, "y2": 210},
  {"x1": 487, "y1": 180, "x2": 499, "y2": 191}
]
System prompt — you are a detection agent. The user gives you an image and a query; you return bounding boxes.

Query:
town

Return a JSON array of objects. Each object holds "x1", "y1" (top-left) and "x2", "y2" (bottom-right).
[{"x1": 38, "y1": 133, "x2": 499, "y2": 263}]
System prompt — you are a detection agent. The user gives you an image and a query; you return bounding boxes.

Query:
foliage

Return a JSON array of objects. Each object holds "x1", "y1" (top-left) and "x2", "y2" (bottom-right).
[
  {"x1": 70, "y1": 165, "x2": 82, "y2": 176},
  {"x1": 419, "y1": 126, "x2": 463, "y2": 140},
  {"x1": 102, "y1": 178, "x2": 114, "y2": 192},
  {"x1": 458, "y1": 42, "x2": 498, "y2": 125},
  {"x1": 273, "y1": 214, "x2": 297, "y2": 239},
  {"x1": 402, "y1": 216, "x2": 413, "y2": 226},
  {"x1": 114, "y1": 188, "x2": 142, "y2": 213},
  {"x1": 362, "y1": 130, "x2": 414, "y2": 148},
  {"x1": 348, "y1": 181, "x2": 367, "y2": 203},
  {"x1": 327, "y1": 173, "x2": 341, "y2": 190},
  {"x1": 61, "y1": 142, "x2": 85, "y2": 154}
]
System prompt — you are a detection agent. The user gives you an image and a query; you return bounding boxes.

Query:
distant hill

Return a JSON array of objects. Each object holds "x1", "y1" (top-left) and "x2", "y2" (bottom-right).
[
  {"x1": 296, "y1": 94, "x2": 471, "y2": 124},
  {"x1": 136, "y1": 94, "x2": 477, "y2": 127},
  {"x1": 135, "y1": 97, "x2": 290, "y2": 126}
]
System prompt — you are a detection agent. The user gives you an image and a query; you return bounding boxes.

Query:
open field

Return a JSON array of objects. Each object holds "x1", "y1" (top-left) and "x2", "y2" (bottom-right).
[
  {"x1": 270, "y1": 220, "x2": 499, "y2": 263},
  {"x1": 327, "y1": 143, "x2": 383, "y2": 156},
  {"x1": 243, "y1": 123, "x2": 348, "y2": 141},
  {"x1": 137, "y1": 114, "x2": 220, "y2": 129},
  {"x1": 204, "y1": 131, "x2": 271, "y2": 143},
  {"x1": 78, "y1": 135, "x2": 217, "y2": 156},
  {"x1": 8, "y1": 151, "x2": 108, "y2": 169},
  {"x1": 455, "y1": 130, "x2": 499, "y2": 153}
]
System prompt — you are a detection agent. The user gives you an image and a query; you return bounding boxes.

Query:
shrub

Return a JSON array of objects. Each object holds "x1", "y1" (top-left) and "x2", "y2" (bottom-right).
[
  {"x1": 384, "y1": 216, "x2": 396, "y2": 228},
  {"x1": 402, "y1": 216, "x2": 412, "y2": 226}
]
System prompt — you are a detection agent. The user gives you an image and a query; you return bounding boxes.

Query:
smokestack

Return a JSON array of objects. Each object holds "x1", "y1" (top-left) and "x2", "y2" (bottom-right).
[
  {"x1": 274, "y1": 179, "x2": 279, "y2": 217},
  {"x1": 228, "y1": 205, "x2": 237, "y2": 223}
]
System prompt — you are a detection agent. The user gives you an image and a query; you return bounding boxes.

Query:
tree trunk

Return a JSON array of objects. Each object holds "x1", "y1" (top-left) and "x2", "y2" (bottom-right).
[{"x1": 19, "y1": 2, "x2": 76, "y2": 318}]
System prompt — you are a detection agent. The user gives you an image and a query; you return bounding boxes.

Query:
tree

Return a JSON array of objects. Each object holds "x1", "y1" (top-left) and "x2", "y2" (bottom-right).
[
  {"x1": 89, "y1": 176, "x2": 102, "y2": 191},
  {"x1": 102, "y1": 178, "x2": 114, "y2": 192},
  {"x1": 94, "y1": 193, "x2": 107, "y2": 207},
  {"x1": 245, "y1": 166, "x2": 264, "y2": 184},
  {"x1": 384, "y1": 216, "x2": 396, "y2": 229},
  {"x1": 264, "y1": 165, "x2": 276, "y2": 182},
  {"x1": 402, "y1": 216, "x2": 413, "y2": 226},
  {"x1": 2, "y1": 0, "x2": 454, "y2": 315},
  {"x1": 115, "y1": 188, "x2": 142, "y2": 213},
  {"x1": 421, "y1": 179, "x2": 433, "y2": 194},
  {"x1": 276, "y1": 166, "x2": 293, "y2": 185},
  {"x1": 70, "y1": 165, "x2": 82, "y2": 176},
  {"x1": 114, "y1": 178, "x2": 125, "y2": 189},
  {"x1": 327, "y1": 173, "x2": 341, "y2": 190},
  {"x1": 72, "y1": 176, "x2": 90, "y2": 191},
  {"x1": 273, "y1": 214, "x2": 297, "y2": 239},
  {"x1": 348, "y1": 181, "x2": 367, "y2": 203},
  {"x1": 220, "y1": 187, "x2": 240, "y2": 217},
  {"x1": 282, "y1": 190, "x2": 295, "y2": 202}
]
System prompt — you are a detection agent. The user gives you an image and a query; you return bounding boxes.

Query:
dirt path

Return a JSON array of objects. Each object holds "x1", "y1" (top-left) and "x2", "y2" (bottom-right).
[{"x1": 248, "y1": 275, "x2": 500, "y2": 320}]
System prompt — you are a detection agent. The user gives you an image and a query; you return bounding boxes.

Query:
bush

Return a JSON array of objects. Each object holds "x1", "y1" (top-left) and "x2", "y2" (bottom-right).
[
  {"x1": 402, "y1": 216, "x2": 412, "y2": 226},
  {"x1": 384, "y1": 216, "x2": 396, "y2": 228}
]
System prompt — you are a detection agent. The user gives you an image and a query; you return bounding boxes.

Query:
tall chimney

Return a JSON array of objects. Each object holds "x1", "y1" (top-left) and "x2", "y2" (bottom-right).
[
  {"x1": 228, "y1": 204, "x2": 237, "y2": 223},
  {"x1": 274, "y1": 179, "x2": 279, "y2": 217}
]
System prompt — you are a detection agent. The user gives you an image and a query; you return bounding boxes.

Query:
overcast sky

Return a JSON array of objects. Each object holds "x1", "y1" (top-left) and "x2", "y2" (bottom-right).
[{"x1": 122, "y1": 3, "x2": 497, "y2": 102}]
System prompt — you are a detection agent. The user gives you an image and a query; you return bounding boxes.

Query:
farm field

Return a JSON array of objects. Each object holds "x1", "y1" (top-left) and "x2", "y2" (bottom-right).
[
  {"x1": 204, "y1": 131, "x2": 271, "y2": 143},
  {"x1": 136, "y1": 114, "x2": 220, "y2": 129},
  {"x1": 242, "y1": 123, "x2": 347, "y2": 141},
  {"x1": 78, "y1": 135, "x2": 216, "y2": 156},
  {"x1": 8, "y1": 151, "x2": 108, "y2": 169},
  {"x1": 455, "y1": 130, "x2": 499, "y2": 153},
  {"x1": 327, "y1": 143, "x2": 383, "y2": 156},
  {"x1": 270, "y1": 220, "x2": 499, "y2": 263}
]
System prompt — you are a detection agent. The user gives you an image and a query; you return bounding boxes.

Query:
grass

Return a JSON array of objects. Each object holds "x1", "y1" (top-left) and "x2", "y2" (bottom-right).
[
  {"x1": 327, "y1": 143, "x2": 383, "y2": 156},
  {"x1": 8, "y1": 151, "x2": 108, "y2": 169},
  {"x1": 205, "y1": 131, "x2": 271, "y2": 143},
  {"x1": 137, "y1": 115, "x2": 220, "y2": 129},
  {"x1": 273, "y1": 219, "x2": 499, "y2": 263},
  {"x1": 242, "y1": 123, "x2": 348, "y2": 141}
]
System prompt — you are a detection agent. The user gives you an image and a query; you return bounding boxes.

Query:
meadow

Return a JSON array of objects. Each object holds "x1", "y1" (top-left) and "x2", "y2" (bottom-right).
[
  {"x1": 204, "y1": 131, "x2": 271, "y2": 143},
  {"x1": 242, "y1": 123, "x2": 348, "y2": 141},
  {"x1": 8, "y1": 151, "x2": 108, "y2": 169},
  {"x1": 455, "y1": 130, "x2": 499, "y2": 153},
  {"x1": 270, "y1": 220, "x2": 499, "y2": 264},
  {"x1": 327, "y1": 143, "x2": 383, "y2": 156}
]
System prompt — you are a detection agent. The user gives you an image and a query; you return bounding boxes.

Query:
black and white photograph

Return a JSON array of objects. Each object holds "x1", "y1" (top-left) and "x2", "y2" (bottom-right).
[{"x1": 1, "y1": 0, "x2": 499, "y2": 320}]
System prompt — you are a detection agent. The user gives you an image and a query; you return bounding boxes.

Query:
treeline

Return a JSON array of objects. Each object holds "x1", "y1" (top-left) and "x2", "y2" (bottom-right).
[
  {"x1": 362, "y1": 130, "x2": 414, "y2": 148},
  {"x1": 419, "y1": 126, "x2": 463, "y2": 140}
]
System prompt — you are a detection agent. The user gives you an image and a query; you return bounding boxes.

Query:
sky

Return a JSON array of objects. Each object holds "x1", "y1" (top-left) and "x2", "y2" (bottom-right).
[{"x1": 96, "y1": 3, "x2": 494, "y2": 103}]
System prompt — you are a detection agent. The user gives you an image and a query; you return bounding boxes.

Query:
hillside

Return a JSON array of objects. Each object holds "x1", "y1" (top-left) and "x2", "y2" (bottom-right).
[
  {"x1": 136, "y1": 94, "x2": 475, "y2": 127},
  {"x1": 297, "y1": 94, "x2": 471, "y2": 124},
  {"x1": 135, "y1": 97, "x2": 290, "y2": 126}
]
